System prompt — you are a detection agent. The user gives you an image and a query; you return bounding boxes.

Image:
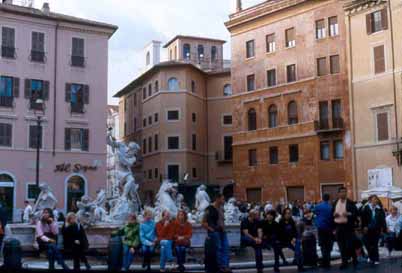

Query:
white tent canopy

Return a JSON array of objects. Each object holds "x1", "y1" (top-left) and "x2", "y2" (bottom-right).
[{"x1": 361, "y1": 186, "x2": 402, "y2": 200}]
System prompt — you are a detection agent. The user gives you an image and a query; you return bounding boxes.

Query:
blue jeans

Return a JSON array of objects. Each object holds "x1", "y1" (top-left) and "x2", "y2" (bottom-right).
[
  {"x1": 279, "y1": 240, "x2": 303, "y2": 268},
  {"x1": 208, "y1": 231, "x2": 230, "y2": 269},
  {"x1": 46, "y1": 243, "x2": 67, "y2": 270},
  {"x1": 175, "y1": 246, "x2": 187, "y2": 268},
  {"x1": 159, "y1": 240, "x2": 173, "y2": 269},
  {"x1": 123, "y1": 244, "x2": 135, "y2": 270},
  {"x1": 142, "y1": 245, "x2": 154, "y2": 269},
  {"x1": 241, "y1": 235, "x2": 263, "y2": 270}
]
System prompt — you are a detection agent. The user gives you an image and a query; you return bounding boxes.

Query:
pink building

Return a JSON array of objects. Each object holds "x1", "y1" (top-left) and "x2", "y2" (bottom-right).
[{"x1": 0, "y1": 1, "x2": 117, "y2": 221}]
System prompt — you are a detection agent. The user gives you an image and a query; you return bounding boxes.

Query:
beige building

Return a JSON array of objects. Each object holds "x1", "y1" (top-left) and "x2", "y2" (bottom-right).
[
  {"x1": 345, "y1": 0, "x2": 402, "y2": 199},
  {"x1": 114, "y1": 36, "x2": 235, "y2": 205}
]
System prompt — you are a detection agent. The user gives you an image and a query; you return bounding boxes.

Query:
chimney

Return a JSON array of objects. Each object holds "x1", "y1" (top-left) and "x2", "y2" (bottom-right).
[
  {"x1": 2, "y1": 0, "x2": 13, "y2": 5},
  {"x1": 42, "y1": 2, "x2": 50, "y2": 14},
  {"x1": 236, "y1": 0, "x2": 242, "y2": 12}
]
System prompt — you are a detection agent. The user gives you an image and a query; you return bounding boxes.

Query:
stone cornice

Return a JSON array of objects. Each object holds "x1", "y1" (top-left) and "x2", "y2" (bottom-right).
[{"x1": 344, "y1": 0, "x2": 387, "y2": 15}]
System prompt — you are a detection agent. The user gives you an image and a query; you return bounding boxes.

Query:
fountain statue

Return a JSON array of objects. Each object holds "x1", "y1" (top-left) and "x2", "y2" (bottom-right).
[
  {"x1": 194, "y1": 185, "x2": 210, "y2": 222},
  {"x1": 106, "y1": 128, "x2": 141, "y2": 223},
  {"x1": 224, "y1": 197, "x2": 241, "y2": 224},
  {"x1": 32, "y1": 183, "x2": 58, "y2": 222},
  {"x1": 76, "y1": 195, "x2": 97, "y2": 227},
  {"x1": 154, "y1": 180, "x2": 179, "y2": 221}
]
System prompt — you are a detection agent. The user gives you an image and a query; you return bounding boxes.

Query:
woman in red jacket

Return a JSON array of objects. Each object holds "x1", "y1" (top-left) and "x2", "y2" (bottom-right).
[
  {"x1": 156, "y1": 210, "x2": 176, "y2": 272},
  {"x1": 174, "y1": 210, "x2": 193, "y2": 272}
]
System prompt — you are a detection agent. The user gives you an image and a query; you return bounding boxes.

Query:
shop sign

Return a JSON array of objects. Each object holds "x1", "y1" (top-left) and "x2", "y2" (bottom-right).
[{"x1": 54, "y1": 163, "x2": 97, "y2": 173}]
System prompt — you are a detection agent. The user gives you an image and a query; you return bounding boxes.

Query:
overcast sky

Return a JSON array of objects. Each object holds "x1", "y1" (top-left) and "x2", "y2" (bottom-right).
[{"x1": 32, "y1": 0, "x2": 264, "y2": 104}]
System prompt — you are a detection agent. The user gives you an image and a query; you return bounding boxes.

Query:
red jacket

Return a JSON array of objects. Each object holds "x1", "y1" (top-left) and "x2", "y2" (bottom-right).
[
  {"x1": 173, "y1": 220, "x2": 192, "y2": 246},
  {"x1": 156, "y1": 220, "x2": 176, "y2": 241}
]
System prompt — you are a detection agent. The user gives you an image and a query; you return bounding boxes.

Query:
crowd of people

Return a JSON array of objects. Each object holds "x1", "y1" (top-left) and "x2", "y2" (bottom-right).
[
  {"x1": 1, "y1": 187, "x2": 402, "y2": 272},
  {"x1": 239, "y1": 187, "x2": 402, "y2": 273}
]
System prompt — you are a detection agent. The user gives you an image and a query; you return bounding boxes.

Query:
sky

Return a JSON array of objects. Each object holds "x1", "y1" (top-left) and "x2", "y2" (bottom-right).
[{"x1": 30, "y1": 0, "x2": 264, "y2": 105}]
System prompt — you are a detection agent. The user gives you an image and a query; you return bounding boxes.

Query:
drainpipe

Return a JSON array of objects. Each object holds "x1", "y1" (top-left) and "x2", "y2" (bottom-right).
[
  {"x1": 347, "y1": 13, "x2": 358, "y2": 200},
  {"x1": 52, "y1": 23, "x2": 59, "y2": 156},
  {"x1": 388, "y1": 1, "x2": 400, "y2": 164},
  {"x1": 205, "y1": 77, "x2": 210, "y2": 188}
]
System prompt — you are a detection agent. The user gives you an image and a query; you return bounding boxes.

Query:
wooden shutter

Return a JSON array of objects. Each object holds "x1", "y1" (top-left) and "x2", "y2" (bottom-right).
[
  {"x1": 64, "y1": 128, "x2": 71, "y2": 150},
  {"x1": 366, "y1": 13, "x2": 373, "y2": 34},
  {"x1": 24, "y1": 79, "x2": 31, "y2": 98},
  {"x1": 32, "y1": 32, "x2": 38, "y2": 51},
  {"x1": 4, "y1": 123, "x2": 12, "y2": 146},
  {"x1": 81, "y1": 128, "x2": 89, "y2": 151},
  {"x1": 2, "y1": 27, "x2": 14, "y2": 47},
  {"x1": 381, "y1": 8, "x2": 388, "y2": 30},
  {"x1": 374, "y1": 45, "x2": 385, "y2": 74},
  {"x1": 377, "y1": 112, "x2": 389, "y2": 141},
  {"x1": 83, "y1": 85, "x2": 89, "y2": 104},
  {"x1": 65, "y1": 83, "x2": 71, "y2": 102},
  {"x1": 43, "y1": 81, "x2": 49, "y2": 100},
  {"x1": 13, "y1": 77, "x2": 19, "y2": 98}
]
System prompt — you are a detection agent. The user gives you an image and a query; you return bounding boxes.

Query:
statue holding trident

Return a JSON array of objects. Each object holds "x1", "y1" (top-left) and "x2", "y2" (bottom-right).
[{"x1": 107, "y1": 128, "x2": 141, "y2": 222}]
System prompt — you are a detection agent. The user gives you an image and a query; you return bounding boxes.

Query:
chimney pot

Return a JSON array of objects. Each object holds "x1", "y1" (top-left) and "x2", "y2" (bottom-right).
[
  {"x1": 236, "y1": 0, "x2": 242, "y2": 12},
  {"x1": 42, "y1": 2, "x2": 50, "y2": 14}
]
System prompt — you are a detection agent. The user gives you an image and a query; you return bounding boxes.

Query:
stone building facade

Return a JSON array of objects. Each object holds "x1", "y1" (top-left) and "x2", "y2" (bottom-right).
[
  {"x1": 225, "y1": 0, "x2": 353, "y2": 203},
  {"x1": 344, "y1": 0, "x2": 402, "y2": 198},
  {"x1": 114, "y1": 36, "x2": 235, "y2": 205}
]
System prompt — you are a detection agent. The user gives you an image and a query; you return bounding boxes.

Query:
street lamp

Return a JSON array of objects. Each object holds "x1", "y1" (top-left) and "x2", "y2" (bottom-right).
[{"x1": 33, "y1": 98, "x2": 45, "y2": 198}]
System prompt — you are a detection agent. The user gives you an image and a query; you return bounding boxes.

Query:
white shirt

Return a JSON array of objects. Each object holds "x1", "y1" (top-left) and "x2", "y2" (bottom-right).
[
  {"x1": 386, "y1": 214, "x2": 402, "y2": 234},
  {"x1": 23, "y1": 205, "x2": 33, "y2": 223}
]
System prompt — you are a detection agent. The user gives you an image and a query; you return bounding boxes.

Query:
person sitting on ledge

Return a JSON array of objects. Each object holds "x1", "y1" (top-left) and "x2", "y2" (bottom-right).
[
  {"x1": 156, "y1": 210, "x2": 176, "y2": 272},
  {"x1": 173, "y1": 210, "x2": 193, "y2": 273},
  {"x1": 140, "y1": 209, "x2": 156, "y2": 272},
  {"x1": 36, "y1": 208, "x2": 69, "y2": 271},
  {"x1": 114, "y1": 213, "x2": 140, "y2": 271}
]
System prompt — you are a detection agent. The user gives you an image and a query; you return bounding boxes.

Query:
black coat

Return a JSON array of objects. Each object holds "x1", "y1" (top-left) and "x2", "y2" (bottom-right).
[
  {"x1": 332, "y1": 199, "x2": 358, "y2": 228},
  {"x1": 278, "y1": 218, "x2": 297, "y2": 244},
  {"x1": 62, "y1": 223, "x2": 89, "y2": 251},
  {"x1": 360, "y1": 205, "x2": 386, "y2": 233}
]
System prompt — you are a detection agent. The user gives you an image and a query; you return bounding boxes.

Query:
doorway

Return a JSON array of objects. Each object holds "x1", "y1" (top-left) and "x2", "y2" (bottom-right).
[
  {"x1": 66, "y1": 175, "x2": 86, "y2": 213},
  {"x1": 0, "y1": 173, "x2": 15, "y2": 222}
]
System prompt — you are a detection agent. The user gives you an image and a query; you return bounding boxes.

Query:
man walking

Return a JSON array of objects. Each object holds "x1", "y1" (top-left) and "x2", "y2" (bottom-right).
[
  {"x1": 314, "y1": 193, "x2": 334, "y2": 268},
  {"x1": 202, "y1": 193, "x2": 231, "y2": 273},
  {"x1": 332, "y1": 186, "x2": 358, "y2": 270},
  {"x1": 23, "y1": 200, "x2": 33, "y2": 223}
]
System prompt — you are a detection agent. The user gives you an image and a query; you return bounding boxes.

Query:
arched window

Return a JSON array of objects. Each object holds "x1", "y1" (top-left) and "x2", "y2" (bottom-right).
[
  {"x1": 198, "y1": 45, "x2": 204, "y2": 61},
  {"x1": 168, "y1": 77, "x2": 179, "y2": 91},
  {"x1": 183, "y1": 44, "x2": 191, "y2": 60},
  {"x1": 155, "y1": 81, "x2": 159, "y2": 93},
  {"x1": 223, "y1": 84, "x2": 232, "y2": 96},
  {"x1": 191, "y1": 80, "x2": 196, "y2": 93},
  {"x1": 288, "y1": 101, "x2": 298, "y2": 125},
  {"x1": 268, "y1": 104, "x2": 278, "y2": 128},
  {"x1": 211, "y1": 46, "x2": 217, "y2": 62},
  {"x1": 66, "y1": 175, "x2": 86, "y2": 213},
  {"x1": 248, "y1": 108, "x2": 257, "y2": 131},
  {"x1": 146, "y1": 51, "x2": 150, "y2": 66}
]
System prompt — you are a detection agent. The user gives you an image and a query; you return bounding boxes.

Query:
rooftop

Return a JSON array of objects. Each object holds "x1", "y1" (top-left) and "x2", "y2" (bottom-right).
[
  {"x1": 0, "y1": 2, "x2": 118, "y2": 35},
  {"x1": 163, "y1": 35, "x2": 226, "y2": 48}
]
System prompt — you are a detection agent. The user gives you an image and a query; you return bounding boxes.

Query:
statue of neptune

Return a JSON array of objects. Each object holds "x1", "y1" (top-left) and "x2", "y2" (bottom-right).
[{"x1": 106, "y1": 128, "x2": 141, "y2": 222}]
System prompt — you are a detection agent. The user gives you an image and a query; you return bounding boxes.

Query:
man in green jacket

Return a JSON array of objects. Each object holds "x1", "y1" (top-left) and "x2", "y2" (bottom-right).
[{"x1": 115, "y1": 213, "x2": 140, "y2": 271}]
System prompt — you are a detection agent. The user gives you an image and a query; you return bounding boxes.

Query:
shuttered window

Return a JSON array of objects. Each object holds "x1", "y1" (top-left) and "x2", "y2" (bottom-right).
[
  {"x1": 316, "y1": 19, "x2": 326, "y2": 39},
  {"x1": 65, "y1": 128, "x2": 89, "y2": 151},
  {"x1": 0, "y1": 76, "x2": 18, "y2": 107},
  {"x1": 248, "y1": 149, "x2": 257, "y2": 166},
  {"x1": 0, "y1": 123, "x2": 12, "y2": 147},
  {"x1": 66, "y1": 83, "x2": 89, "y2": 113},
  {"x1": 377, "y1": 112, "x2": 389, "y2": 141},
  {"x1": 1, "y1": 27, "x2": 15, "y2": 58},
  {"x1": 330, "y1": 55, "x2": 340, "y2": 74},
  {"x1": 366, "y1": 9, "x2": 388, "y2": 34},
  {"x1": 266, "y1": 33, "x2": 275, "y2": 53},
  {"x1": 288, "y1": 101, "x2": 298, "y2": 125},
  {"x1": 374, "y1": 45, "x2": 385, "y2": 74},
  {"x1": 25, "y1": 79, "x2": 49, "y2": 110},
  {"x1": 246, "y1": 40, "x2": 255, "y2": 58},
  {"x1": 71, "y1": 37, "x2": 85, "y2": 67},
  {"x1": 317, "y1": 57, "x2": 327, "y2": 76},
  {"x1": 29, "y1": 125, "x2": 42, "y2": 149},
  {"x1": 329, "y1": 16, "x2": 339, "y2": 36},
  {"x1": 247, "y1": 74, "x2": 255, "y2": 91},
  {"x1": 31, "y1": 32, "x2": 45, "y2": 62},
  {"x1": 268, "y1": 104, "x2": 278, "y2": 128},
  {"x1": 285, "y1": 27, "x2": 295, "y2": 47},
  {"x1": 267, "y1": 69, "x2": 276, "y2": 87},
  {"x1": 287, "y1": 64, "x2": 296, "y2": 82}
]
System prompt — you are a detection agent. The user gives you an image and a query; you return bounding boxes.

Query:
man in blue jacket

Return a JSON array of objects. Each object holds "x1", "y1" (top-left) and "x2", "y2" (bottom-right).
[{"x1": 314, "y1": 193, "x2": 334, "y2": 268}]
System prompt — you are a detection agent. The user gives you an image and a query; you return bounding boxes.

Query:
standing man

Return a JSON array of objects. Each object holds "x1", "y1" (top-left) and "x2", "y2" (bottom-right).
[
  {"x1": 202, "y1": 193, "x2": 231, "y2": 273},
  {"x1": 23, "y1": 200, "x2": 33, "y2": 223},
  {"x1": 332, "y1": 186, "x2": 358, "y2": 270},
  {"x1": 240, "y1": 210, "x2": 263, "y2": 273},
  {"x1": 361, "y1": 195, "x2": 386, "y2": 265},
  {"x1": 314, "y1": 193, "x2": 334, "y2": 268}
]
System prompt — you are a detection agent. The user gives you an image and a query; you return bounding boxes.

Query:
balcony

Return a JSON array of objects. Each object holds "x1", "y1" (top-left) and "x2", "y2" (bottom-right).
[
  {"x1": 315, "y1": 118, "x2": 344, "y2": 133},
  {"x1": 30, "y1": 50, "x2": 45, "y2": 63},
  {"x1": 215, "y1": 151, "x2": 233, "y2": 164},
  {"x1": 71, "y1": 55, "x2": 85, "y2": 67},
  {"x1": 1, "y1": 46, "x2": 15, "y2": 59},
  {"x1": 0, "y1": 96, "x2": 13, "y2": 108}
]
